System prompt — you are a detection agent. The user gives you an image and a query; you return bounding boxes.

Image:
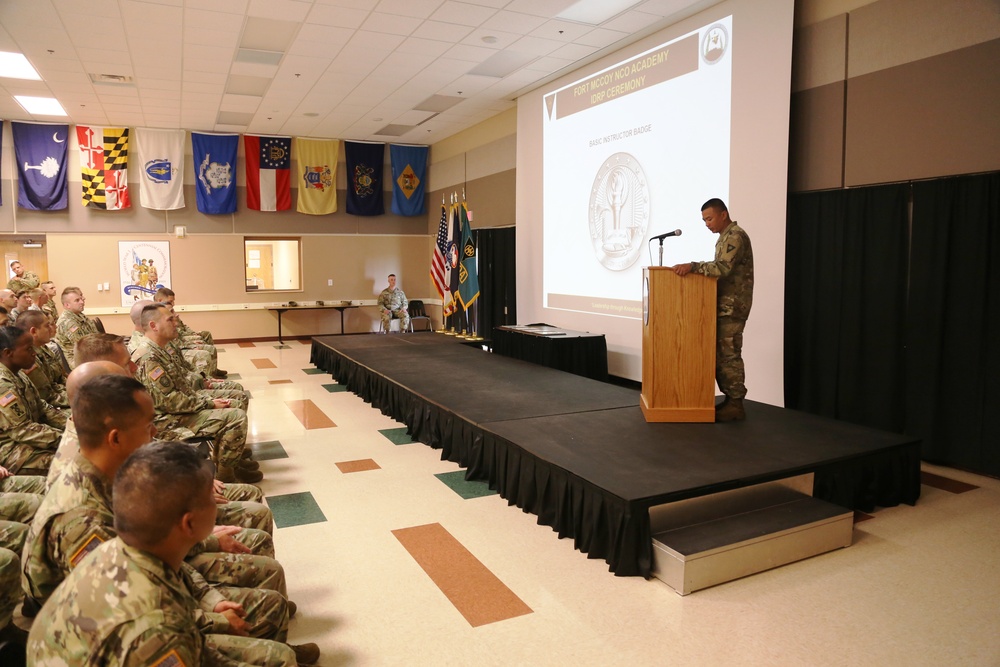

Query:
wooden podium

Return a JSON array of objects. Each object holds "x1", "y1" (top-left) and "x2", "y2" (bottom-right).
[{"x1": 641, "y1": 267, "x2": 716, "y2": 422}]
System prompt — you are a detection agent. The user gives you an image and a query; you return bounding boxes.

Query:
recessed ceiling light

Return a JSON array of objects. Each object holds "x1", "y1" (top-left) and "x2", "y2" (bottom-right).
[
  {"x1": 557, "y1": 0, "x2": 641, "y2": 25},
  {"x1": 303, "y1": 112, "x2": 319, "y2": 117},
  {"x1": 481, "y1": 35, "x2": 498, "y2": 45},
  {"x1": 0, "y1": 51, "x2": 41, "y2": 80},
  {"x1": 15, "y1": 95, "x2": 67, "y2": 116}
]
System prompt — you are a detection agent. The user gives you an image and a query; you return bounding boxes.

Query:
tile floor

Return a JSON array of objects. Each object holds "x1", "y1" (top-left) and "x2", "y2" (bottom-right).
[{"x1": 223, "y1": 340, "x2": 999, "y2": 666}]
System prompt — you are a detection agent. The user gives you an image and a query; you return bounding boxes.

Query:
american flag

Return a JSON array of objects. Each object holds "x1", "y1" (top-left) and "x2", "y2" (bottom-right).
[{"x1": 430, "y1": 204, "x2": 450, "y2": 299}]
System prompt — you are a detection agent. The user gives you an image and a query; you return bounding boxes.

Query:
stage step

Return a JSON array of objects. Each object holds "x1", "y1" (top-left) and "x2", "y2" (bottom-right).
[{"x1": 650, "y1": 481, "x2": 853, "y2": 595}]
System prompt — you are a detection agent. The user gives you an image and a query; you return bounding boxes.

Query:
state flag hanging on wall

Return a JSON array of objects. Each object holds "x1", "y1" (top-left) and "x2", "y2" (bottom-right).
[
  {"x1": 245, "y1": 134, "x2": 291, "y2": 211},
  {"x1": 294, "y1": 137, "x2": 339, "y2": 215},
  {"x1": 192, "y1": 132, "x2": 238, "y2": 215},
  {"x1": 76, "y1": 125, "x2": 130, "y2": 210},
  {"x1": 345, "y1": 140, "x2": 384, "y2": 216},
  {"x1": 389, "y1": 144, "x2": 428, "y2": 217},
  {"x1": 135, "y1": 127, "x2": 185, "y2": 210},
  {"x1": 12, "y1": 121, "x2": 69, "y2": 210}
]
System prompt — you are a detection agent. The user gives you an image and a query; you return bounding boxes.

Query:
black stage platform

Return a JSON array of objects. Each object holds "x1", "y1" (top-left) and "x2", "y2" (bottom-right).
[{"x1": 311, "y1": 333, "x2": 921, "y2": 577}]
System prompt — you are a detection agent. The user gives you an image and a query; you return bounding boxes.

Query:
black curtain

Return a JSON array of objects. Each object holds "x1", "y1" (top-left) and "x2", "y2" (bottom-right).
[
  {"x1": 785, "y1": 184, "x2": 909, "y2": 431},
  {"x1": 906, "y1": 173, "x2": 1000, "y2": 476},
  {"x1": 474, "y1": 227, "x2": 517, "y2": 340}
]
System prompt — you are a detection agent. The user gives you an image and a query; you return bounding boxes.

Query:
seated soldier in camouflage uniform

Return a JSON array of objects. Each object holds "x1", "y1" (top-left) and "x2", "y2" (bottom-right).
[
  {"x1": 0, "y1": 326, "x2": 65, "y2": 475},
  {"x1": 6, "y1": 261, "x2": 39, "y2": 294},
  {"x1": 21, "y1": 378, "x2": 311, "y2": 661},
  {"x1": 8, "y1": 290, "x2": 32, "y2": 323},
  {"x1": 63, "y1": 338, "x2": 271, "y2": 534},
  {"x1": 0, "y1": 291, "x2": 17, "y2": 326},
  {"x1": 154, "y1": 287, "x2": 228, "y2": 378},
  {"x1": 128, "y1": 300, "x2": 249, "y2": 413},
  {"x1": 378, "y1": 273, "x2": 410, "y2": 332},
  {"x1": 0, "y1": 464, "x2": 45, "y2": 644},
  {"x1": 54, "y1": 286, "x2": 99, "y2": 368},
  {"x1": 15, "y1": 310, "x2": 68, "y2": 408},
  {"x1": 39, "y1": 281, "x2": 59, "y2": 325},
  {"x1": 27, "y1": 441, "x2": 319, "y2": 665},
  {"x1": 132, "y1": 303, "x2": 261, "y2": 484}
]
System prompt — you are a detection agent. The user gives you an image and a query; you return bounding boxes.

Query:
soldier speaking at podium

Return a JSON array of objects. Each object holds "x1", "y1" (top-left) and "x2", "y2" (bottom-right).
[{"x1": 671, "y1": 198, "x2": 754, "y2": 422}]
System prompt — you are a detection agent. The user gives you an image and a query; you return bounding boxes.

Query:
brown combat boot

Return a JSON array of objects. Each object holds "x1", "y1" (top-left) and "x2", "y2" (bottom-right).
[
  {"x1": 233, "y1": 466, "x2": 263, "y2": 483},
  {"x1": 216, "y1": 465, "x2": 237, "y2": 483},
  {"x1": 290, "y1": 642, "x2": 320, "y2": 665},
  {"x1": 715, "y1": 398, "x2": 745, "y2": 422}
]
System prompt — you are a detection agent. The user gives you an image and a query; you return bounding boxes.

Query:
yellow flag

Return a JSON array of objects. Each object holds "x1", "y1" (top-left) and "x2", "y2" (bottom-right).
[{"x1": 293, "y1": 137, "x2": 339, "y2": 215}]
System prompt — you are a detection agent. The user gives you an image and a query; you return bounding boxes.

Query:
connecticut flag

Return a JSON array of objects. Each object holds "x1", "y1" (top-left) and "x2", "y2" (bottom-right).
[
  {"x1": 76, "y1": 125, "x2": 130, "y2": 210},
  {"x1": 192, "y1": 132, "x2": 238, "y2": 215},
  {"x1": 245, "y1": 135, "x2": 291, "y2": 211}
]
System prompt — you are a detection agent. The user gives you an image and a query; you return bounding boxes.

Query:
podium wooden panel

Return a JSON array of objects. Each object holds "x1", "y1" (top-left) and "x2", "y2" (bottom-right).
[{"x1": 641, "y1": 267, "x2": 716, "y2": 422}]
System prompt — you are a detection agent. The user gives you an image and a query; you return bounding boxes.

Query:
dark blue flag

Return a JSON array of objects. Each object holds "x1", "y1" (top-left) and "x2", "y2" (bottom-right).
[
  {"x1": 192, "y1": 132, "x2": 238, "y2": 214},
  {"x1": 12, "y1": 121, "x2": 69, "y2": 210},
  {"x1": 389, "y1": 144, "x2": 428, "y2": 216},
  {"x1": 345, "y1": 141, "x2": 385, "y2": 216}
]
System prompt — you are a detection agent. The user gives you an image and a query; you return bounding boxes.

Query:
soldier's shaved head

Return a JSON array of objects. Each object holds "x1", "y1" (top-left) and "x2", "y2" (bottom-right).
[
  {"x1": 66, "y1": 360, "x2": 128, "y2": 404},
  {"x1": 129, "y1": 299, "x2": 153, "y2": 326},
  {"x1": 114, "y1": 441, "x2": 215, "y2": 548}
]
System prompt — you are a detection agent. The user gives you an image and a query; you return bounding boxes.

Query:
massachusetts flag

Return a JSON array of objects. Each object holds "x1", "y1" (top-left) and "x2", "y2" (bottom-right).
[
  {"x1": 192, "y1": 132, "x2": 238, "y2": 215},
  {"x1": 245, "y1": 135, "x2": 291, "y2": 211},
  {"x1": 135, "y1": 128, "x2": 185, "y2": 210},
  {"x1": 389, "y1": 144, "x2": 428, "y2": 216},
  {"x1": 12, "y1": 121, "x2": 69, "y2": 210},
  {"x1": 77, "y1": 126, "x2": 130, "y2": 210},
  {"x1": 345, "y1": 140, "x2": 384, "y2": 216},
  {"x1": 294, "y1": 137, "x2": 338, "y2": 215},
  {"x1": 431, "y1": 204, "x2": 450, "y2": 300}
]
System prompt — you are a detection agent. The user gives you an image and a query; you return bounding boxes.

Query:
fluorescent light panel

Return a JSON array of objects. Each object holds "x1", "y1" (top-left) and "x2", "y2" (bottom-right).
[
  {"x1": 557, "y1": 0, "x2": 642, "y2": 25},
  {"x1": 0, "y1": 51, "x2": 41, "y2": 80},
  {"x1": 15, "y1": 96, "x2": 68, "y2": 116}
]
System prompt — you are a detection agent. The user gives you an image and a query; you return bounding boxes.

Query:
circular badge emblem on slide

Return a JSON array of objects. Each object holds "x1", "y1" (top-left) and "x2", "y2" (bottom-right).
[
  {"x1": 589, "y1": 152, "x2": 650, "y2": 271},
  {"x1": 701, "y1": 23, "x2": 729, "y2": 65}
]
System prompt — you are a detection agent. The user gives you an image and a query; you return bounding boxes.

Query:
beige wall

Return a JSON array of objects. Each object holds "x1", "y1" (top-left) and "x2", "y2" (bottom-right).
[
  {"x1": 790, "y1": 0, "x2": 1000, "y2": 191},
  {"x1": 45, "y1": 232, "x2": 433, "y2": 339}
]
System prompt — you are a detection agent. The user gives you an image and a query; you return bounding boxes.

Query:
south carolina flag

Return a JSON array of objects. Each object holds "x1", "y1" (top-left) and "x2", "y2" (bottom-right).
[
  {"x1": 294, "y1": 137, "x2": 339, "y2": 215},
  {"x1": 245, "y1": 135, "x2": 291, "y2": 211}
]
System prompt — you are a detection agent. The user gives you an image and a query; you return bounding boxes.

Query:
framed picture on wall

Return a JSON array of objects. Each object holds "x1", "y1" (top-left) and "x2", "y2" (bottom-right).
[{"x1": 118, "y1": 241, "x2": 171, "y2": 307}]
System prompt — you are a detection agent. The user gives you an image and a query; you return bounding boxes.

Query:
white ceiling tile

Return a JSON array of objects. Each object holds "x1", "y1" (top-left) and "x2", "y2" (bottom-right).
[
  {"x1": 549, "y1": 42, "x2": 599, "y2": 61},
  {"x1": 395, "y1": 36, "x2": 453, "y2": 58},
  {"x1": 183, "y1": 9, "x2": 245, "y2": 30},
  {"x1": 601, "y1": 9, "x2": 663, "y2": 32},
  {"x1": 480, "y1": 10, "x2": 547, "y2": 35},
  {"x1": 183, "y1": 44, "x2": 235, "y2": 73},
  {"x1": 522, "y1": 54, "x2": 573, "y2": 73},
  {"x1": 183, "y1": 70, "x2": 228, "y2": 84},
  {"x1": 574, "y1": 27, "x2": 631, "y2": 48},
  {"x1": 373, "y1": 0, "x2": 444, "y2": 20},
  {"x1": 507, "y1": 35, "x2": 563, "y2": 56},
  {"x1": 360, "y1": 12, "x2": 422, "y2": 37},
  {"x1": 185, "y1": 26, "x2": 242, "y2": 49},
  {"x1": 460, "y1": 28, "x2": 521, "y2": 50},
  {"x1": 248, "y1": 0, "x2": 310, "y2": 21},
  {"x1": 53, "y1": 0, "x2": 121, "y2": 19},
  {"x1": 443, "y1": 43, "x2": 497, "y2": 63},
  {"x1": 441, "y1": 73, "x2": 498, "y2": 96},
  {"x1": 428, "y1": 1, "x2": 498, "y2": 27},
  {"x1": 307, "y1": 5, "x2": 370, "y2": 29},
  {"x1": 502, "y1": 0, "x2": 576, "y2": 18},
  {"x1": 221, "y1": 93, "x2": 262, "y2": 111},
  {"x1": 529, "y1": 19, "x2": 595, "y2": 42},
  {"x1": 411, "y1": 20, "x2": 474, "y2": 42},
  {"x1": 185, "y1": 0, "x2": 249, "y2": 15}
]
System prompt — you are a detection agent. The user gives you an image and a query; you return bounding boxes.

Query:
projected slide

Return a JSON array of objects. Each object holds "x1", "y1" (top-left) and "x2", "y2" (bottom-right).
[{"x1": 542, "y1": 17, "x2": 732, "y2": 319}]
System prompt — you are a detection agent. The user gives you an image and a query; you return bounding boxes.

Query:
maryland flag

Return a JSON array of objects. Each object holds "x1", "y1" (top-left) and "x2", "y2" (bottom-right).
[{"x1": 76, "y1": 126, "x2": 130, "y2": 210}]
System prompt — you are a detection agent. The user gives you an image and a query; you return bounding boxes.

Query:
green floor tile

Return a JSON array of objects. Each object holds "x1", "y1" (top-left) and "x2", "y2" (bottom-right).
[
  {"x1": 217, "y1": 348, "x2": 226, "y2": 352},
  {"x1": 322, "y1": 383, "x2": 348, "y2": 392},
  {"x1": 378, "y1": 427, "x2": 416, "y2": 445},
  {"x1": 225, "y1": 373, "x2": 241, "y2": 380},
  {"x1": 267, "y1": 492, "x2": 327, "y2": 528},
  {"x1": 302, "y1": 368, "x2": 327, "y2": 375},
  {"x1": 434, "y1": 471, "x2": 498, "y2": 500},
  {"x1": 249, "y1": 440, "x2": 287, "y2": 461}
]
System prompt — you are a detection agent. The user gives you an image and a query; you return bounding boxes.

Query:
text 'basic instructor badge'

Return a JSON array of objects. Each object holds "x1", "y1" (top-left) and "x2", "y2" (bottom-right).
[{"x1": 589, "y1": 152, "x2": 650, "y2": 271}]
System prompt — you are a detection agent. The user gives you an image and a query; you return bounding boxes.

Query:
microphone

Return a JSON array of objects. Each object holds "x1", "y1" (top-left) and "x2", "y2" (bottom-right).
[{"x1": 649, "y1": 229, "x2": 683, "y2": 242}]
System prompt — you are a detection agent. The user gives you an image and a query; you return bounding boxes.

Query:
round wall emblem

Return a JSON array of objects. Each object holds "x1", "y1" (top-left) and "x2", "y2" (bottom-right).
[{"x1": 588, "y1": 152, "x2": 650, "y2": 271}]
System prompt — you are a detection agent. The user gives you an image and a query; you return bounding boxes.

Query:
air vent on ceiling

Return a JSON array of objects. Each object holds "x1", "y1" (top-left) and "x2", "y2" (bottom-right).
[{"x1": 89, "y1": 73, "x2": 135, "y2": 85}]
